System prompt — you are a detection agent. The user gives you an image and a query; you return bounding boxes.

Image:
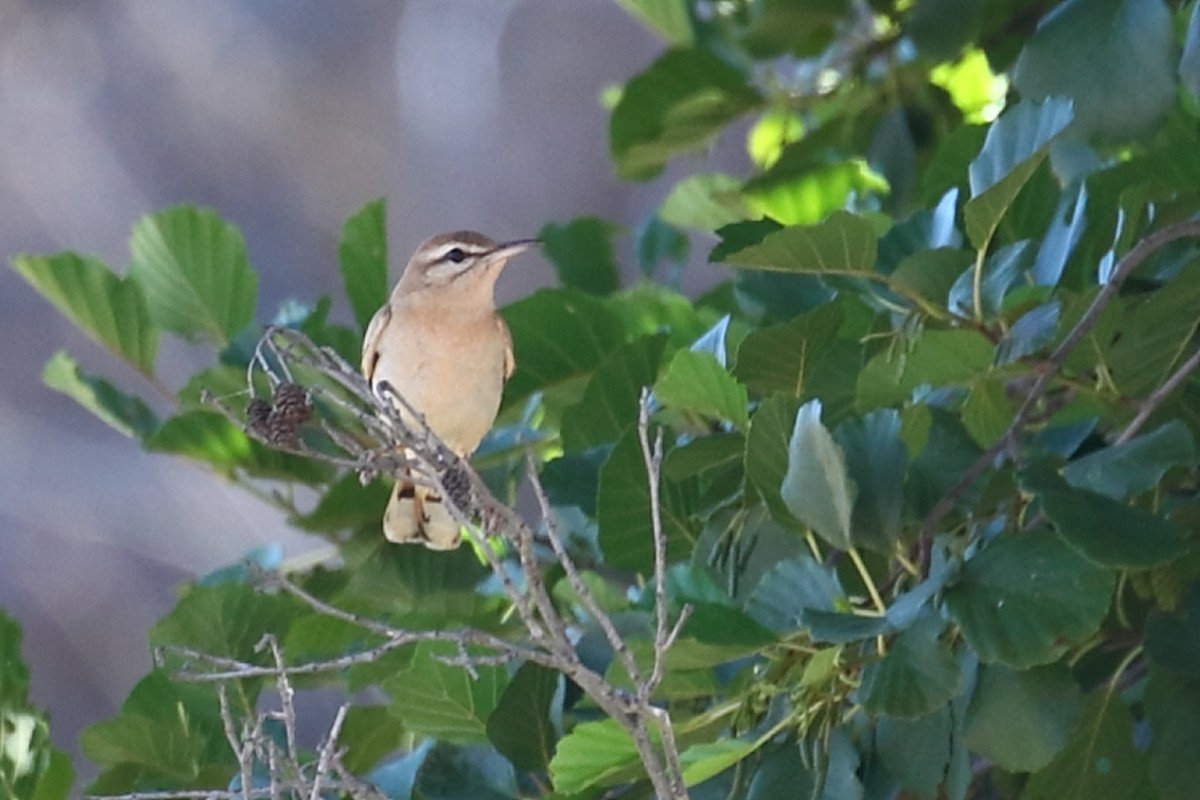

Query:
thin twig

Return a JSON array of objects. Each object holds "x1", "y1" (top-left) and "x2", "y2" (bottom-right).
[{"x1": 1115, "y1": 345, "x2": 1200, "y2": 445}]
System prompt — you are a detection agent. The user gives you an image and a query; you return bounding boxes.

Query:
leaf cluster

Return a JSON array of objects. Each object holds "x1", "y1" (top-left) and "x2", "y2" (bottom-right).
[{"x1": 8, "y1": 1, "x2": 1200, "y2": 799}]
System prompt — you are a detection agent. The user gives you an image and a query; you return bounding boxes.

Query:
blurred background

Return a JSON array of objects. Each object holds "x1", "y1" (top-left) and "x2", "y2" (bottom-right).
[{"x1": 0, "y1": 0, "x2": 671, "y2": 769}]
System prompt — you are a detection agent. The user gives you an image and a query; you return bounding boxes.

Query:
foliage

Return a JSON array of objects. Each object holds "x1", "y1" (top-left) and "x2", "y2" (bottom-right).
[{"x1": 9, "y1": 0, "x2": 1200, "y2": 798}]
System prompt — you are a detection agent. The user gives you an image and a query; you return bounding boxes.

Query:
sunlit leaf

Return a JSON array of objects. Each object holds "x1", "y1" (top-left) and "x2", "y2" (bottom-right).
[
  {"x1": 42, "y1": 351, "x2": 158, "y2": 440},
  {"x1": 11, "y1": 252, "x2": 159, "y2": 372},
  {"x1": 719, "y1": 211, "x2": 878, "y2": 275},
  {"x1": 127, "y1": 205, "x2": 258, "y2": 346}
]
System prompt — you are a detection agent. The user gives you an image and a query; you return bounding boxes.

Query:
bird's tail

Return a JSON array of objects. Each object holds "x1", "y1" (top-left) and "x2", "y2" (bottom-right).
[{"x1": 383, "y1": 481, "x2": 462, "y2": 550}]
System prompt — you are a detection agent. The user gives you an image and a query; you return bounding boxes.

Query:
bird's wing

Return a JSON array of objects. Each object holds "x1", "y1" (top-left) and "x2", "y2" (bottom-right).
[
  {"x1": 361, "y1": 303, "x2": 393, "y2": 380},
  {"x1": 496, "y1": 315, "x2": 515, "y2": 379}
]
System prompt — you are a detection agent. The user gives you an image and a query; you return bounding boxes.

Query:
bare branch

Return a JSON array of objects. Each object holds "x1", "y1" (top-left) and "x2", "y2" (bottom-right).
[{"x1": 1115, "y1": 345, "x2": 1200, "y2": 445}]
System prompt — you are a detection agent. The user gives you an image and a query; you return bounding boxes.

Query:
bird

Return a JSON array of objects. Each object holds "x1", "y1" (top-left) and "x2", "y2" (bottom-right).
[{"x1": 361, "y1": 230, "x2": 538, "y2": 549}]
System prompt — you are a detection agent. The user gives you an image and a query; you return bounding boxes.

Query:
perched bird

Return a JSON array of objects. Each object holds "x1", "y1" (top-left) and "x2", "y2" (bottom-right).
[{"x1": 361, "y1": 231, "x2": 538, "y2": 548}]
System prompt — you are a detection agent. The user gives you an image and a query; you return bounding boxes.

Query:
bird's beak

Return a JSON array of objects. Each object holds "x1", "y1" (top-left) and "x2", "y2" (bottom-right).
[{"x1": 488, "y1": 238, "x2": 541, "y2": 263}]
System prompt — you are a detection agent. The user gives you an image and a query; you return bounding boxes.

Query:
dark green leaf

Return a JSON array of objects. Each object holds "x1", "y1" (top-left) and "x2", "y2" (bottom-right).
[
  {"x1": 875, "y1": 707, "x2": 952, "y2": 798},
  {"x1": 906, "y1": 409, "x2": 983, "y2": 517},
  {"x1": 1145, "y1": 586, "x2": 1200, "y2": 674},
  {"x1": 561, "y1": 334, "x2": 667, "y2": 451},
  {"x1": 732, "y1": 301, "x2": 844, "y2": 396},
  {"x1": 654, "y1": 350, "x2": 750, "y2": 429},
  {"x1": 31, "y1": 747, "x2": 74, "y2": 800},
  {"x1": 1063, "y1": 421, "x2": 1196, "y2": 499},
  {"x1": 965, "y1": 663, "x2": 1083, "y2": 771},
  {"x1": 857, "y1": 329, "x2": 994, "y2": 410},
  {"x1": 996, "y1": 301, "x2": 1060, "y2": 364},
  {"x1": 1023, "y1": 463, "x2": 1187, "y2": 568},
  {"x1": 636, "y1": 215, "x2": 690, "y2": 278},
  {"x1": 127, "y1": 205, "x2": 258, "y2": 346},
  {"x1": 414, "y1": 742, "x2": 517, "y2": 800},
  {"x1": 745, "y1": 393, "x2": 804, "y2": 529},
  {"x1": 963, "y1": 98, "x2": 1074, "y2": 250},
  {"x1": 339, "y1": 197, "x2": 389, "y2": 331},
  {"x1": 835, "y1": 409, "x2": 907, "y2": 552},
  {"x1": 598, "y1": 429, "x2": 700, "y2": 572},
  {"x1": 0, "y1": 611, "x2": 31, "y2": 708},
  {"x1": 502, "y1": 289, "x2": 625, "y2": 410},
  {"x1": 1013, "y1": 0, "x2": 1177, "y2": 142},
  {"x1": 383, "y1": 643, "x2": 507, "y2": 745},
  {"x1": 42, "y1": 351, "x2": 158, "y2": 439},
  {"x1": 1107, "y1": 262, "x2": 1200, "y2": 397},
  {"x1": 948, "y1": 239, "x2": 1035, "y2": 318},
  {"x1": 944, "y1": 531, "x2": 1113, "y2": 668},
  {"x1": 150, "y1": 583, "x2": 298, "y2": 663},
  {"x1": 540, "y1": 217, "x2": 622, "y2": 295},
  {"x1": 1145, "y1": 668, "x2": 1200, "y2": 800},
  {"x1": 744, "y1": 554, "x2": 842, "y2": 632},
  {"x1": 663, "y1": 433, "x2": 745, "y2": 482},
  {"x1": 781, "y1": 399, "x2": 856, "y2": 550},
  {"x1": 1022, "y1": 691, "x2": 1149, "y2": 800},
  {"x1": 719, "y1": 211, "x2": 878, "y2": 276},
  {"x1": 540, "y1": 447, "x2": 608, "y2": 516},
  {"x1": 889, "y1": 248, "x2": 973, "y2": 310},
  {"x1": 11, "y1": 252, "x2": 159, "y2": 372},
  {"x1": 860, "y1": 614, "x2": 961, "y2": 719},
  {"x1": 486, "y1": 663, "x2": 560, "y2": 771},
  {"x1": 803, "y1": 610, "x2": 889, "y2": 644},
  {"x1": 1031, "y1": 183, "x2": 1088, "y2": 286},
  {"x1": 339, "y1": 705, "x2": 405, "y2": 774},
  {"x1": 611, "y1": 48, "x2": 762, "y2": 180}
]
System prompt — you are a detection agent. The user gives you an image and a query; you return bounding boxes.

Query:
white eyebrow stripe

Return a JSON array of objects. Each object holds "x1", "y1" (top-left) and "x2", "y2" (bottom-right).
[{"x1": 432, "y1": 242, "x2": 488, "y2": 261}]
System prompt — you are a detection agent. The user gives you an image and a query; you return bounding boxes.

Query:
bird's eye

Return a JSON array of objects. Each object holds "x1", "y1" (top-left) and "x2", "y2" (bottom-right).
[{"x1": 445, "y1": 247, "x2": 466, "y2": 264}]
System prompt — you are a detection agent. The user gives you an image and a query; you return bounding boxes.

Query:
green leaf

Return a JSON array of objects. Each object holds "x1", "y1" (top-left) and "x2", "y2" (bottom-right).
[
  {"x1": 965, "y1": 663, "x2": 1083, "y2": 771},
  {"x1": 127, "y1": 205, "x2": 258, "y2": 346},
  {"x1": 742, "y1": 159, "x2": 888, "y2": 226},
  {"x1": 598, "y1": 429, "x2": 700, "y2": 572},
  {"x1": 1013, "y1": 0, "x2": 1176, "y2": 142},
  {"x1": 835, "y1": 410, "x2": 907, "y2": 553},
  {"x1": 780, "y1": 399, "x2": 857, "y2": 550},
  {"x1": 383, "y1": 642, "x2": 507, "y2": 745},
  {"x1": 963, "y1": 98, "x2": 1074, "y2": 250},
  {"x1": 663, "y1": 433, "x2": 745, "y2": 482},
  {"x1": 540, "y1": 217, "x2": 622, "y2": 295},
  {"x1": 857, "y1": 329, "x2": 995, "y2": 410},
  {"x1": 1145, "y1": 587, "x2": 1200, "y2": 674},
  {"x1": 339, "y1": 197, "x2": 389, "y2": 331},
  {"x1": 614, "y1": 0, "x2": 694, "y2": 45},
  {"x1": 944, "y1": 531, "x2": 1114, "y2": 668},
  {"x1": 680, "y1": 739, "x2": 755, "y2": 786},
  {"x1": 654, "y1": 350, "x2": 750, "y2": 429},
  {"x1": 549, "y1": 718, "x2": 642, "y2": 794},
  {"x1": 660, "y1": 173, "x2": 752, "y2": 230},
  {"x1": 339, "y1": 705, "x2": 406, "y2": 774},
  {"x1": 1107, "y1": 262, "x2": 1200, "y2": 397},
  {"x1": 719, "y1": 211, "x2": 879, "y2": 275},
  {"x1": 0, "y1": 610, "x2": 31, "y2": 708},
  {"x1": 745, "y1": 394, "x2": 804, "y2": 529},
  {"x1": 145, "y1": 411, "x2": 331, "y2": 483},
  {"x1": 860, "y1": 614, "x2": 961, "y2": 719},
  {"x1": 889, "y1": 248, "x2": 973, "y2": 310},
  {"x1": 561, "y1": 334, "x2": 668, "y2": 452},
  {"x1": 744, "y1": 554, "x2": 841, "y2": 632},
  {"x1": 961, "y1": 375, "x2": 1014, "y2": 447},
  {"x1": 1023, "y1": 463, "x2": 1187, "y2": 568},
  {"x1": 486, "y1": 663, "x2": 560, "y2": 772},
  {"x1": 1145, "y1": 668, "x2": 1200, "y2": 800},
  {"x1": 150, "y1": 582, "x2": 298, "y2": 663},
  {"x1": 611, "y1": 48, "x2": 762, "y2": 180},
  {"x1": 1063, "y1": 422, "x2": 1197, "y2": 499},
  {"x1": 1022, "y1": 691, "x2": 1149, "y2": 800},
  {"x1": 42, "y1": 351, "x2": 158, "y2": 439},
  {"x1": 294, "y1": 471, "x2": 391, "y2": 533},
  {"x1": 82, "y1": 671, "x2": 229, "y2": 789},
  {"x1": 732, "y1": 301, "x2": 844, "y2": 396},
  {"x1": 11, "y1": 252, "x2": 159, "y2": 372},
  {"x1": 30, "y1": 748, "x2": 74, "y2": 800},
  {"x1": 502, "y1": 289, "x2": 626, "y2": 410},
  {"x1": 876, "y1": 707, "x2": 953, "y2": 798}
]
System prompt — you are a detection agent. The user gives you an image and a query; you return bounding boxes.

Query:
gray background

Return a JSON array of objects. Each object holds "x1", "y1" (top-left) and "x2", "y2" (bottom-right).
[{"x1": 0, "y1": 0, "x2": 694, "y2": 769}]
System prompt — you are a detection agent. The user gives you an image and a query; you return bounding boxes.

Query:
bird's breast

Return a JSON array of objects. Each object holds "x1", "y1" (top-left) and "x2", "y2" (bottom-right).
[{"x1": 370, "y1": 306, "x2": 509, "y2": 455}]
